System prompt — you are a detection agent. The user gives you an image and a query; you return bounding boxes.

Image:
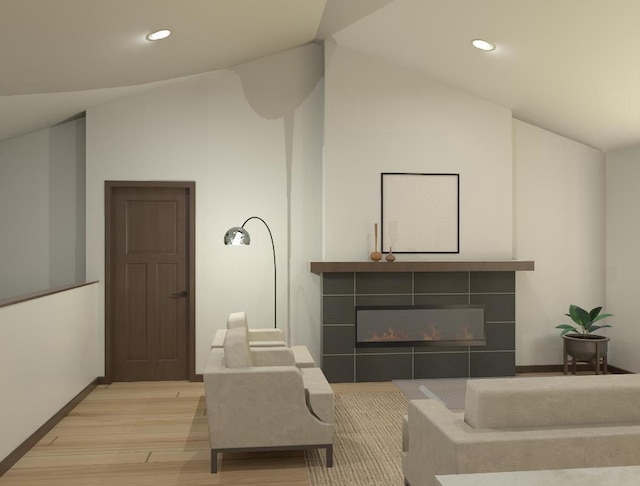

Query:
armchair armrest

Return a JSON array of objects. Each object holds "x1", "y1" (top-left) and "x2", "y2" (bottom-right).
[
  {"x1": 251, "y1": 347, "x2": 296, "y2": 367},
  {"x1": 301, "y1": 367, "x2": 334, "y2": 424},
  {"x1": 211, "y1": 329, "x2": 226, "y2": 349},
  {"x1": 291, "y1": 345, "x2": 315, "y2": 368},
  {"x1": 211, "y1": 328, "x2": 286, "y2": 349},
  {"x1": 248, "y1": 328, "x2": 286, "y2": 342},
  {"x1": 205, "y1": 366, "x2": 333, "y2": 450}
]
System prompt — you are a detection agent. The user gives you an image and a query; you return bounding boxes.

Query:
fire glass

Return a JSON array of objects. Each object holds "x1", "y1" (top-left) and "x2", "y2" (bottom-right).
[{"x1": 355, "y1": 305, "x2": 486, "y2": 348}]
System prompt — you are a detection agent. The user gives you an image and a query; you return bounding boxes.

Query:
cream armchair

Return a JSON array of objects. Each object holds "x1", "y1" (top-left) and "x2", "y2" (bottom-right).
[
  {"x1": 211, "y1": 311, "x2": 286, "y2": 347},
  {"x1": 211, "y1": 311, "x2": 315, "y2": 368},
  {"x1": 203, "y1": 326, "x2": 334, "y2": 473}
]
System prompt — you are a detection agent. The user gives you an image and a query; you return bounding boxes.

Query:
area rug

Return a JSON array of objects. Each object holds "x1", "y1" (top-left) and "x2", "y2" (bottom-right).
[
  {"x1": 393, "y1": 378, "x2": 468, "y2": 410},
  {"x1": 394, "y1": 377, "x2": 515, "y2": 411},
  {"x1": 304, "y1": 391, "x2": 408, "y2": 486}
]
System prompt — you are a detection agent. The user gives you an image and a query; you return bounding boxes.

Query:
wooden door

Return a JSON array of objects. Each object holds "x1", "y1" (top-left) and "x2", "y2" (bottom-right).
[{"x1": 106, "y1": 182, "x2": 195, "y2": 382}]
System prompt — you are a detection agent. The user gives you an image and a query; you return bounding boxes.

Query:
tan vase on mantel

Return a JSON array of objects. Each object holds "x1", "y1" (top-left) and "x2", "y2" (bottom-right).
[
  {"x1": 370, "y1": 223, "x2": 382, "y2": 262},
  {"x1": 386, "y1": 247, "x2": 396, "y2": 262}
]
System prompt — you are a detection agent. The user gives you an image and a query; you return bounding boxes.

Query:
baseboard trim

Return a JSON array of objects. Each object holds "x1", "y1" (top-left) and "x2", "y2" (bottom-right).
[
  {"x1": 607, "y1": 364, "x2": 633, "y2": 374},
  {"x1": 193, "y1": 373, "x2": 203, "y2": 382},
  {"x1": 516, "y1": 364, "x2": 633, "y2": 374},
  {"x1": 0, "y1": 377, "x2": 100, "y2": 477}
]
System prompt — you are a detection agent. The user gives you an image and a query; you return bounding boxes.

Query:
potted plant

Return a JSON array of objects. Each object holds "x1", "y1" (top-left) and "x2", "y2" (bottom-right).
[{"x1": 556, "y1": 304, "x2": 613, "y2": 363}]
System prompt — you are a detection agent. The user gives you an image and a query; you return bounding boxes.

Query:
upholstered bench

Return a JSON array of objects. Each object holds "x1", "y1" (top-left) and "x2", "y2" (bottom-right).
[
  {"x1": 211, "y1": 328, "x2": 287, "y2": 348},
  {"x1": 403, "y1": 374, "x2": 640, "y2": 486},
  {"x1": 211, "y1": 329, "x2": 315, "y2": 368},
  {"x1": 436, "y1": 465, "x2": 640, "y2": 486},
  {"x1": 211, "y1": 311, "x2": 316, "y2": 368},
  {"x1": 204, "y1": 326, "x2": 334, "y2": 473}
]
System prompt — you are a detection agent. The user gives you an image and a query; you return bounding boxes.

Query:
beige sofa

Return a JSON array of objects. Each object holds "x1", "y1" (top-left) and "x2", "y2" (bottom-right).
[
  {"x1": 403, "y1": 374, "x2": 640, "y2": 486},
  {"x1": 211, "y1": 311, "x2": 315, "y2": 368},
  {"x1": 436, "y1": 465, "x2": 640, "y2": 486},
  {"x1": 204, "y1": 326, "x2": 334, "y2": 473}
]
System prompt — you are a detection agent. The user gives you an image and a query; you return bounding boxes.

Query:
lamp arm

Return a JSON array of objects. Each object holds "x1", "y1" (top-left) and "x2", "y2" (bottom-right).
[{"x1": 241, "y1": 216, "x2": 277, "y2": 328}]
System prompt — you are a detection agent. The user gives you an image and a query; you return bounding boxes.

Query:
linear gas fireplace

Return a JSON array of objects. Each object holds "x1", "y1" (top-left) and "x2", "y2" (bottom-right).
[
  {"x1": 356, "y1": 305, "x2": 486, "y2": 348},
  {"x1": 317, "y1": 268, "x2": 526, "y2": 382}
]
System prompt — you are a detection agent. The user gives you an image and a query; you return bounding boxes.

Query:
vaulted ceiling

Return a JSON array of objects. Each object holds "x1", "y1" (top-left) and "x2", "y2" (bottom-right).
[{"x1": 2, "y1": 0, "x2": 639, "y2": 151}]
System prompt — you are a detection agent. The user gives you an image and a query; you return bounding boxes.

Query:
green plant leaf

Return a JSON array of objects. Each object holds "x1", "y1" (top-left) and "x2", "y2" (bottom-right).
[
  {"x1": 589, "y1": 307, "x2": 603, "y2": 320},
  {"x1": 558, "y1": 305, "x2": 613, "y2": 335},
  {"x1": 590, "y1": 324, "x2": 612, "y2": 332},
  {"x1": 568, "y1": 305, "x2": 580, "y2": 322},
  {"x1": 568, "y1": 305, "x2": 590, "y2": 329},
  {"x1": 556, "y1": 324, "x2": 577, "y2": 335}
]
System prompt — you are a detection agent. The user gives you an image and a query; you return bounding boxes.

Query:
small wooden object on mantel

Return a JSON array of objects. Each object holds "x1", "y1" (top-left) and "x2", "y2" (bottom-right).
[
  {"x1": 386, "y1": 247, "x2": 396, "y2": 262},
  {"x1": 370, "y1": 223, "x2": 382, "y2": 262}
]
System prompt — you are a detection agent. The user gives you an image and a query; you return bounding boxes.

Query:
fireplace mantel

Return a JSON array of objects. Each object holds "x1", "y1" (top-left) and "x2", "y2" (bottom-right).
[{"x1": 310, "y1": 260, "x2": 534, "y2": 275}]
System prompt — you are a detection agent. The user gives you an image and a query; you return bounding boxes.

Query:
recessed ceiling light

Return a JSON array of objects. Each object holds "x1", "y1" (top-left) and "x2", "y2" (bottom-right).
[
  {"x1": 146, "y1": 29, "x2": 171, "y2": 41},
  {"x1": 471, "y1": 39, "x2": 496, "y2": 52}
]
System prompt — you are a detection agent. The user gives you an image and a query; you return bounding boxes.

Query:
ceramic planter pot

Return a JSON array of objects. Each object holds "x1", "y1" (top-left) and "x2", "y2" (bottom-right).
[{"x1": 563, "y1": 333, "x2": 609, "y2": 362}]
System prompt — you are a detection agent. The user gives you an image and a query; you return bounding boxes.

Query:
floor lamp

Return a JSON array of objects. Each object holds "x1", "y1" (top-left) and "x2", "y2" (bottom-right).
[{"x1": 224, "y1": 216, "x2": 277, "y2": 328}]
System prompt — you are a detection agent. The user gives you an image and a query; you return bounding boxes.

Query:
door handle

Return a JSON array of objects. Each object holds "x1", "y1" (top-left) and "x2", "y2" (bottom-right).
[{"x1": 170, "y1": 290, "x2": 188, "y2": 298}]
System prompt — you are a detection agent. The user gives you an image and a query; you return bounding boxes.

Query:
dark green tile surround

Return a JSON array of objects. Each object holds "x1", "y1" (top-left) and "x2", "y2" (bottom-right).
[{"x1": 321, "y1": 271, "x2": 516, "y2": 383}]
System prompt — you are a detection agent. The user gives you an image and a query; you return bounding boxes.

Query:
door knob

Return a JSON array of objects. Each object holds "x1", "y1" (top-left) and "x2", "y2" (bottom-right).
[{"x1": 170, "y1": 290, "x2": 188, "y2": 298}]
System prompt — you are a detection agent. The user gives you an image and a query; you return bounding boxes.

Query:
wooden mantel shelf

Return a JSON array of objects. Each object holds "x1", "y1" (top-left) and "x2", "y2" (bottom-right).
[{"x1": 310, "y1": 260, "x2": 534, "y2": 275}]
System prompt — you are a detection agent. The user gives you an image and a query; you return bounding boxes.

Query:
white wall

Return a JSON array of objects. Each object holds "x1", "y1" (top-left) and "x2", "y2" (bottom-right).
[
  {"x1": 322, "y1": 45, "x2": 607, "y2": 367},
  {"x1": 287, "y1": 79, "x2": 324, "y2": 352},
  {"x1": 606, "y1": 145, "x2": 640, "y2": 372},
  {"x1": 323, "y1": 44, "x2": 513, "y2": 260},
  {"x1": 0, "y1": 119, "x2": 86, "y2": 300},
  {"x1": 0, "y1": 283, "x2": 100, "y2": 462},
  {"x1": 86, "y1": 44, "x2": 324, "y2": 371},
  {"x1": 514, "y1": 120, "x2": 606, "y2": 366},
  {"x1": 49, "y1": 120, "x2": 86, "y2": 287},
  {"x1": 0, "y1": 130, "x2": 50, "y2": 297}
]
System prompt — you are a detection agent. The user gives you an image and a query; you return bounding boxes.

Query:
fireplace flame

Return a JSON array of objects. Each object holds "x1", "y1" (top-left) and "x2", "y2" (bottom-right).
[
  {"x1": 421, "y1": 323, "x2": 442, "y2": 341},
  {"x1": 357, "y1": 306, "x2": 486, "y2": 347},
  {"x1": 366, "y1": 328, "x2": 410, "y2": 342},
  {"x1": 455, "y1": 325, "x2": 475, "y2": 340}
]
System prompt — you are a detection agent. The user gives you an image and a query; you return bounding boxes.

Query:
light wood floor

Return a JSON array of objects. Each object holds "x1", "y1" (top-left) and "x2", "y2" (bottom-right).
[{"x1": 0, "y1": 381, "x2": 399, "y2": 486}]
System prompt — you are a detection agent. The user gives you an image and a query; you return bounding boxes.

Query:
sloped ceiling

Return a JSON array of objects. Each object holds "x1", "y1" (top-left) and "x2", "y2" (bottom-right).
[
  {"x1": 332, "y1": 0, "x2": 640, "y2": 152},
  {"x1": 1, "y1": 0, "x2": 639, "y2": 151}
]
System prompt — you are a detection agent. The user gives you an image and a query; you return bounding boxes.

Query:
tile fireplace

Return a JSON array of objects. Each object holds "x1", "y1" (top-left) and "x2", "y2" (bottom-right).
[{"x1": 312, "y1": 261, "x2": 534, "y2": 383}]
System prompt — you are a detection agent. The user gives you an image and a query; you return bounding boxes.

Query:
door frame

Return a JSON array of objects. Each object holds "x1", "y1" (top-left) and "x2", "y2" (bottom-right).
[{"x1": 104, "y1": 181, "x2": 196, "y2": 383}]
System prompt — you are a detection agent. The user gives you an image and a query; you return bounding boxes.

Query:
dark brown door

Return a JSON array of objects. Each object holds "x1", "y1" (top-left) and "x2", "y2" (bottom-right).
[{"x1": 107, "y1": 184, "x2": 193, "y2": 381}]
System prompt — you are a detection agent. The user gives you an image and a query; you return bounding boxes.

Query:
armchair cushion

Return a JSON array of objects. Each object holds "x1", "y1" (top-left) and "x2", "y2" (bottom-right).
[
  {"x1": 227, "y1": 311, "x2": 248, "y2": 329},
  {"x1": 213, "y1": 311, "x2": 286, "y2": 347},
  {"x1": 248, "y1": 329, "x2": 286, "y2": 342},
  {"x1": 223, "y1": 327, "x2": 252, "y2": 368},
  {"x1": 250, "y1": 347, "x2": 296, "y2": 367},
  {"x1": 212, "y1": 329, "x2": 286, "y2": 348}
]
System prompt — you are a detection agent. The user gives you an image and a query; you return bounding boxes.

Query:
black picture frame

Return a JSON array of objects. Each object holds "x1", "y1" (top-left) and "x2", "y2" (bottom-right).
[{"x1": 381, "y1": 172, "x2": 460, "y2": 254}]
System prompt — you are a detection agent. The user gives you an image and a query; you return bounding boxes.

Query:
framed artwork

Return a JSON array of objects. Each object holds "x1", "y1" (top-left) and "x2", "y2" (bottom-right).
[{"x1": 381, "y1": 172, "x2": 459, "y2": 254}]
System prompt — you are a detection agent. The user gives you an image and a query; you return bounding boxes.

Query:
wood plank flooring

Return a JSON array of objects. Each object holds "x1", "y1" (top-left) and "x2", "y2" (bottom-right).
[{"x1": 0, "y1": 381, "x2": 398, "y2": 486}]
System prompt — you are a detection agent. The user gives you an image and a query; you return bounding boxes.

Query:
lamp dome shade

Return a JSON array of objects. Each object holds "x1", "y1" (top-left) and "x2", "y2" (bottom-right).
[{"x1": 224, "y1": 226, "x2": 251, "y2": 245}]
